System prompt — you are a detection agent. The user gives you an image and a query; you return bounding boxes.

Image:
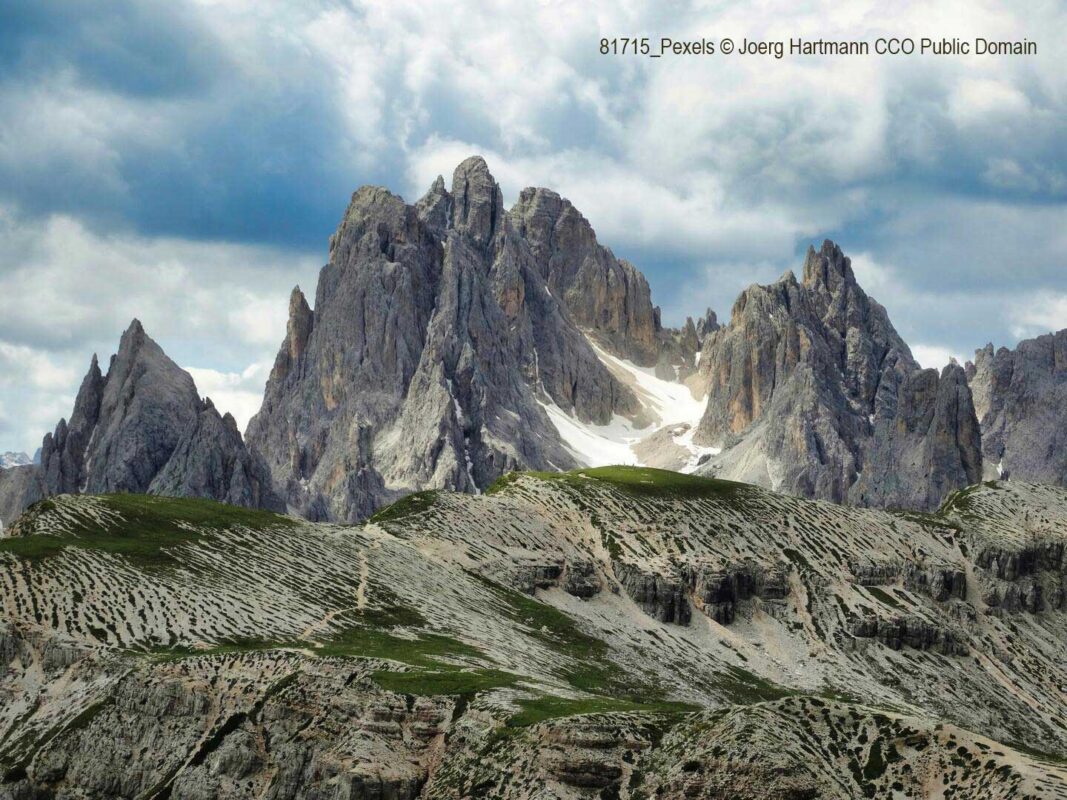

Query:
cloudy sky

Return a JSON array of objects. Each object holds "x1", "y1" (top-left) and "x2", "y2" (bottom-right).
[{"x1": 0, "y1": 0, "x2": 1064, "y2": 455}]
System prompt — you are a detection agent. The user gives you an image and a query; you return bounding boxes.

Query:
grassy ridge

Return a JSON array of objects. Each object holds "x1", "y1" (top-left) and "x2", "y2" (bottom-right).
[
  {"x1": 368, "y1": 490, "x2": 439, "y2": 523},
  {"x1": 0, "y1": 494, "x2": 294, "y2": 566},
  {"x1": 488, "y1": 465, "x2": 751, "y2": 500}
]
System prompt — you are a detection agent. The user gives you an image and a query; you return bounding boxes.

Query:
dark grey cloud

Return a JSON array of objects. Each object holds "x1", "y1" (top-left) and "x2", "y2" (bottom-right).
[
  {"x1": 0, "y1": 1, "x2": 224, "y2": 98},
  {"x1": 0, "y1": 1, "x2": 393, "y2": 249}
]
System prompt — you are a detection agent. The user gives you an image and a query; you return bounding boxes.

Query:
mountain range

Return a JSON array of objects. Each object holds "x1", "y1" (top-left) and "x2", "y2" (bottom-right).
[
  {"x1": 1, "y1": 157, "x2": 1066, "y2": 798},
  {"x1": 0, "y1": 156, "x2": 1063, "y2": 526}
]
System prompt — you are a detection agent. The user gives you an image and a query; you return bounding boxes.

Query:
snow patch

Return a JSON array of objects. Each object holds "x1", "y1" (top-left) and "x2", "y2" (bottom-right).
[
  {"x1": 672, "y1": 424, "x2": 721, "y2": 473},
  {"x1": 589, "y1": 342, "x2": 705, "y2": 428},
  {"x1": 539, "y1": 403, "x2": 641, "y2": 467},
  {"x1": 539, "y1": 340, "x2": 714, "y2": 471}
]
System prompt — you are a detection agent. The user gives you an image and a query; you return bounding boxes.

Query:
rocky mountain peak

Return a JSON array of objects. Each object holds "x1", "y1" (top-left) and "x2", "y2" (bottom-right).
[
  {"x1": 802, "y1": 239, "x2": 856, "y2": 295},
  {"x1": 17, "y1": 321, "x2": 283, "y2": 517},
  {"x1": 509, "y1": 183, "x2": 660, "y2": 365},
  {"x1": 450, "y1": 155, "x2": 503, "y2": 248},
  {"x1": 415, "y1": 174, "x2": 451, "y2": 230},
  {"x1": 245, "y1": 155, "x2": 675, "y2": 522},
  {"x1": 966, "y1": 328, "x2": 1067, "y2": 486},
  {"x1": 694, "y1": 240, "x2": 980, "y2": 511},
  {"x1": 123, "y1": 316, "x2": 146, "y2": 339},
  {"x1": 271, "y1": 286, "x2": 314, "y2": 383},
  {"x1": 695, "y1": 308, "x2": 719, "y2": 342}
]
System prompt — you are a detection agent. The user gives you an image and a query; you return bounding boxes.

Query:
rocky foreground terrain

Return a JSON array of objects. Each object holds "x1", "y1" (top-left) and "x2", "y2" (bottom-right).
[{"x1": 1, "y1": 468, "x2": 1065, "y2": 798}]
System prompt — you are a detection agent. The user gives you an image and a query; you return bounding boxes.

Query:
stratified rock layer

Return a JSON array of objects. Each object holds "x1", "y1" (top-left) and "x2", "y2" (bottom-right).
[{"x1": 2, "y1": 472, "x2": 1066, "y2": 798}]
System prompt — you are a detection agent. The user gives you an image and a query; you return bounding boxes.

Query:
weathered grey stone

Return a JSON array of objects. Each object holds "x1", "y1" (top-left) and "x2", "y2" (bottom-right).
[
  {"x1": 903, "y1": 563, "x2": 968, "y2": 602},
  {"x1": 613, "y1": 561, "x2": 691, "y2": 624},
  {"x1": 686, "y1": 561, "x2": 790, "y2": 624},
  {"x1": 850, "y1": 363, "x2": 983, "y2": 511},
  {"x1": 246, "y1": 157, "x2": 652, "y2": 523},
  {"x1": 967, "y1": 329, "x2": 1067, "y2": 486},
  {"x1": 150, "y1": 401, "x2": 281, "y2": 511},
  {"x1": 562, "y1": 559, "x2": 600, "y2": 598},
  {"x1": 694, "y1": 307, "x2": 720, "y2": 343},
  {"x1": 0, "y1": 465, "x2": 44, "y2": 528},
  {"x1": 27, "y1": 320, "x2": 282, "y2": 517},
  {"x1": 509, "y1": 186, "x2": 659, "y2": 365},
  {"x1": 694, "y1": 240, "x2": 982, "y2": 511},
  {"x1": 850, "y1": 615, "x2": 967, "y2": 655}
]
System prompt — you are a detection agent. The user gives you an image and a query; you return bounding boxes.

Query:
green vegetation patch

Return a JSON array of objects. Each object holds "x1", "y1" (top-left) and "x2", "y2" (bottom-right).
[
  {"x1": 865, "y1": 586, "x2": 905, "y2": 611},
  {"x1": 141, "y1": 624, "x2": 518, "y2": 699},
  {"x1": 314, "y1": 624, "x2": 483, "y2": 667},
  {"x1": 507, "y1": 694, "x2": 695, "y2": 728},
  {"x1": 710, "y1": 665, "x2": 800, "y2": 704},
  {"x1": 488, "y1": 466, "x2": 751, "y2": 502},
  {"x1": 369, "y1": 490, "x2": 439, "y2": 524},
  {"x1": 373, "y1": 667, "x2": 519, "y2": 696},
  {"x1": 0, "y1": 494, "x2": 295, "y2": 566},
  {"x1": 353, "y1": 586, "x2": 428, "y2": 629},
  {"x1": 469, "y1": 573, "x2": 621, "y2": 693},
  {"x1": 141, "y1": 637, "x2": 300, "y2": 661},
  {"x1": 930, "y1": 481, "x2": 1001, "y2": 521},
  {"x1": 891, "y1": 508, "x2": 964, "y2": 532}
]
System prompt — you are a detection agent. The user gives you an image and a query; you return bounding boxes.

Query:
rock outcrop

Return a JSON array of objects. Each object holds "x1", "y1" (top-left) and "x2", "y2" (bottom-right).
[
  {"x1": 2, "y1": 472, "x2": 1066, "y2": 798},
  {"x1": 246, "y1": 157, "x2": 652, "y2": 523},
  {"x1": 966, "y1": 329, "x2": 1067, "y2": 486},
  {"x1": 3, "y1": 321, "x2": 282, "y2": 521},
  {"x1": 693, "y1": 241, "x2": 982, "y2": 510},
  {"x1": 850, "y1": 362, "x2": 983, "y2": 510},
  {"x1": 687, "y1": 561, "x2": 790, "y2": 624},
  {"x1": 0, "y1": 465, "x2": 43, "y2": 530},
  {"x1": 510, "y1": 186, "x2": 660, "y2": 365},
  {"x1": 613, "y1": 561, "x2": 692, "y2": 624}
]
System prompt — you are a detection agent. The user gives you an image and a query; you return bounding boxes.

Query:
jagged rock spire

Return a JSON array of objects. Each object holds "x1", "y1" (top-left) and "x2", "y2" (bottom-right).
[
  {"x1": 34, "y1": 321, "x2": 282, "y2": 512},
  {"x1": 694, "y1": 240, "x2": 981, "y2": 511},
  {"x1": 450, "y1": 156, "x2": 503, "y2": 248},
  {"x1": 415, "y1": 174, "x2": 451, "y2": 230},
  {"x1": 966, "y1": 328, "x2": 1067, "y2": 485},
  {"x1": 802, "y1": 239, "x2": 856, "y2": 294},
  {"x1": 245, "y1": 155, "x2": 657, "y2": 523}
]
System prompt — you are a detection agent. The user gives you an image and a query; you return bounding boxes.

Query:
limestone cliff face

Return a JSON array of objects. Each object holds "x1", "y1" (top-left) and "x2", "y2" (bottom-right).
[
  {"x1": 510, "y1": 187, "x2": 660, "y2": 365},
  {"x1": 42, "y1": 322, "x2": 203, "y2": 496},
  {"x1": 694, "y1": 241, "x2": 982, "y2": 510},
  {"x1": 0, "y1": 465, "x2": 43, "y2": 528},
  {"x1": 967, "y1": 329, "x2": 1067, "y2": 485},
  {"x1": 851, "y1": 363, "x2": 983, "y2": 510},
  {"x1": 246, "y1": 157, "x2": 646, "y2": 523},
  {"x1": 27, "y1": 321, "x2": 282, "y2": 516}
]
